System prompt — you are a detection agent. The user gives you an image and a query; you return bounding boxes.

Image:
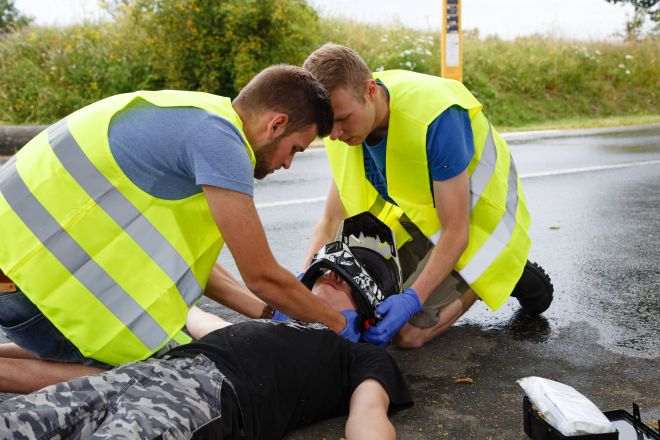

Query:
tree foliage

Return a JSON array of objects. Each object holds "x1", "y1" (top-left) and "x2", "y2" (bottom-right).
[
  {"x1": 0, "y1": 0, "x2": 31, "y2": 33},
  {"x1": 606, "y1": 0, "x2": 659, "y2": 21},
  {"x1": 606, "y1": 0, "x2": 659, "y2": 37}
]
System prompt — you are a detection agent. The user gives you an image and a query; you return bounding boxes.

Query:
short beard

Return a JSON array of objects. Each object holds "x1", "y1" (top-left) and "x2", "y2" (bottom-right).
[{"x1": 253, "y1": 135, "x2": 283, "y2": 180}]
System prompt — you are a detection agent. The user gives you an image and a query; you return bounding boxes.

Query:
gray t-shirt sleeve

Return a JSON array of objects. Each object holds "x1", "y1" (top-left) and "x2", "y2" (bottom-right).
[
  {"x1": 109, "y1": 102, "x2": 254, "y2": 200},
  {"x1": 181, "y1": 113, "x2": 254, "y2": 197}
]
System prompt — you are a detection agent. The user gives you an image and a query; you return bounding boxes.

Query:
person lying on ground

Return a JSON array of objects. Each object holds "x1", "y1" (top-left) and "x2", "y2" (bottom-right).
[
  {"x1": 0, "y1": 213, "x2": 397, "y2": 397},
  {"x1": 0, "y1": 253, "x2": 412, "y2": 440}
]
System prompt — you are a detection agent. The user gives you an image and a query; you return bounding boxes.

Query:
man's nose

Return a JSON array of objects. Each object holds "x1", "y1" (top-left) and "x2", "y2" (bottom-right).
[
  {"x1": 282, "y1": 154, "x2": 294, "y2": 169},
  {"x1": 328, "y1": 271, "x2": 342, "y2": 283},
  {"x1": 329, "y1": 124, "x2": 342, "y2": 141}
]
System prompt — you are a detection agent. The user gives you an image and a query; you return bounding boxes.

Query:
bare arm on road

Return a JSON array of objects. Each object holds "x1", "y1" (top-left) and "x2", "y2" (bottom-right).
[{"x1": 346, "y1": 379, "x2": 395, "y2": 440}]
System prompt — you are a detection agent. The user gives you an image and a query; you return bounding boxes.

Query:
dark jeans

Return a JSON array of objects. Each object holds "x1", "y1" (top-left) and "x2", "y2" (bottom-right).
[{"x1": 0, "y1": 288, "x2": 111, "y2": 368}]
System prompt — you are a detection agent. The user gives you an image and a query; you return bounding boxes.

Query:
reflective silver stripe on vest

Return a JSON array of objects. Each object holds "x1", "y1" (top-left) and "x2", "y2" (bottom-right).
[
  {"x1": 428, "y1": 126, "x2": 497, "y2": 246},
  {"x1": 459, "y1": 142, "x2": 520, "y2": 285},
  {"x1": 469, "y1": 126, "x2": 497, "y2": 211},
  {"x1": 0, "y1": 160, "x2": 167, "y2": 351},
  {"x1": 48, "y1": 119, "x2": 202, "y2": 307}
]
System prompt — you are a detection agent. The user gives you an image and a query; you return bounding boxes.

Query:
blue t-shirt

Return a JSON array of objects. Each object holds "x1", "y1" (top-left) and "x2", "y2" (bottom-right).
[
  {"x1": 363, "y1": 86, "x2": 475, "y2": 204},
  {"x1": 108, "y1": 100, "x2": 253, "y2": 200}
]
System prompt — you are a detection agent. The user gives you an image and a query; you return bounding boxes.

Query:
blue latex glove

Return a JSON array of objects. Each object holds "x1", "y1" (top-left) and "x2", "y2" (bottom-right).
[
  {"x1": 362, "y1": 287, "x2": 423, "y2": 347},
  {"x1": 272, "y1": 310, "x2": 290, "y2": 321},
  {"x1": 338, "y1": 310, "x2": 361, "y2": 343},
  {"x1": 296, "y1": 273, "x2": 305, "y2": 281}
]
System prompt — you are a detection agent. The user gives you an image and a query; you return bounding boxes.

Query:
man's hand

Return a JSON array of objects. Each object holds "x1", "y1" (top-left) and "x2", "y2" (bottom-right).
[
  {"x1": 362, "y1": 288, "x2": 422, "y2": 347},
  {"x1": 338, "y1": 310, "x2": 361, "y2": 343}
]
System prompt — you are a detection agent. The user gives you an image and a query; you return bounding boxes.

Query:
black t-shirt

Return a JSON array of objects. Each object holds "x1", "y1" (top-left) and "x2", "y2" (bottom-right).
[{"x1": 168, "y1": 320, "x2": 412, "y2": 440}]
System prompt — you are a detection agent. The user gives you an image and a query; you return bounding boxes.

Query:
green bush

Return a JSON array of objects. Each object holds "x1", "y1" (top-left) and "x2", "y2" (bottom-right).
[
  {"x1": 134, "y1": 0, "x2": 321, "y2": 96},
  {"x1": 0, "y1": 18, "x2": 152, "y2": 123}
]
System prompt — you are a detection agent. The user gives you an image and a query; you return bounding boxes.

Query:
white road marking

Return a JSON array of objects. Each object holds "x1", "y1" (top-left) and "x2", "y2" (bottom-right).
[
  {"x1": 257, "y1": 196, "x2": 327, "y2": 209},
  {"x1": 519, "y1": 159, "x2": 660, "y2": 178},
  {"x1": 256, "y1": 159, "x2": 660, "y2": 209}
]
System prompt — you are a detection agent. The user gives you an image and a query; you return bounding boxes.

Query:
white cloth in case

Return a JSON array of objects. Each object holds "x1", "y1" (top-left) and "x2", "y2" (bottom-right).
[{"x1": 518, "y1": 376, "x2": 616, "y2": 436}]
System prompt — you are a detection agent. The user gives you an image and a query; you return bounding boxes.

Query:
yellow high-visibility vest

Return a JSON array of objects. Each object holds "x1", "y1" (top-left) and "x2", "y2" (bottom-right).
[
  {"x1": 0, "y1": 91, "x2": 254, "y2": 365},
  {"x1": 325, "y1": 70, "x2": 531, "y2": 310}
]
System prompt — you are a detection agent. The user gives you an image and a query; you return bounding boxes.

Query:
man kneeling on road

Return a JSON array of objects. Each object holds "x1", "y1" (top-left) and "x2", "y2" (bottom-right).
[
  {"x1": 0, "y1": 235, "x2": 412, "y2": 439},
  {"x1": 0, "y1": 64, "x2": 360, "y2": 394},
  {"x1": 303, "y1": 44, "x2": 555, "y2": 348}
]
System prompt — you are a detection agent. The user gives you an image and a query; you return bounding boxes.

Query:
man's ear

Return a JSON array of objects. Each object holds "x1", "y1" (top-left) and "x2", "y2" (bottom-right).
[
  {"x1": 365, "y1": 78, "x2": 378, "y2": 100},
  {"x1": 267, "y1": 113, "x2": 289, "y2": 140}
]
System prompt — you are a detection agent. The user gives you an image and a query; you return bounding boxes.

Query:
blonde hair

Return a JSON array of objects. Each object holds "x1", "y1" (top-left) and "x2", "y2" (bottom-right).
[{"x1": 303, "y1": 43, "x2": 371, "y2": 102}]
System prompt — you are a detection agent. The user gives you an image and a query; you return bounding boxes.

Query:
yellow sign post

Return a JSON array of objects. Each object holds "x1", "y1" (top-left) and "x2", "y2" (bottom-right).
[{"x1": 441, "y1": 0, "x2": 462, "y2": 81}]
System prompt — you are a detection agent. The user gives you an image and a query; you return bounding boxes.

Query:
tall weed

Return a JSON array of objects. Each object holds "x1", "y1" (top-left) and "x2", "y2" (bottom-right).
[
  {"x1": 319, "y1": 17, "x2": 441, "y2": 74},
  {"x1": 463, "y1": 33, "x2": 659, "y2": 126}
]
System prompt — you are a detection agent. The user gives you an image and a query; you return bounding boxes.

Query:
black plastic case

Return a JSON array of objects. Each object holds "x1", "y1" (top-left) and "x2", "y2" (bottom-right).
[
  {"x1": 523, "y1": 397, "x2": 660, "y2": 440},
  {"x1": 604, "y1": 403, "x2": 660, "y2": 440}
]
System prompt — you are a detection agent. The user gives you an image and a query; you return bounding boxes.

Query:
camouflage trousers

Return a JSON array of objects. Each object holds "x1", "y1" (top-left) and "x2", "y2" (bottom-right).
[{"x1": 0, "y1": 354, "x2": 227, "y2": 439}]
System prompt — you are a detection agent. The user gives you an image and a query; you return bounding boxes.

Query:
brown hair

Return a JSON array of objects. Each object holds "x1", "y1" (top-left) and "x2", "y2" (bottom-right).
[
  {"x1": 303, "y1": 43, "x2": 372, "y2": 101},
  {"x1": 234, "y1": 64, "x2": 333, "y2": 137}
]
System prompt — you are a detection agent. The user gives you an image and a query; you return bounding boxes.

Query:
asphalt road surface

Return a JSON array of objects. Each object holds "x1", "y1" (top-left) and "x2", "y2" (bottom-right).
[{"x1": 1, "y1": 124, "x2": 659, "y2": 439}]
